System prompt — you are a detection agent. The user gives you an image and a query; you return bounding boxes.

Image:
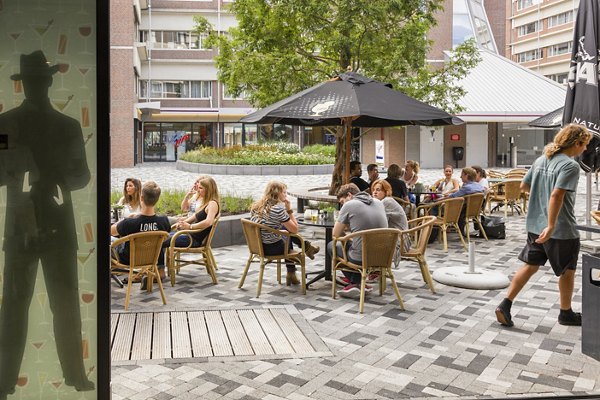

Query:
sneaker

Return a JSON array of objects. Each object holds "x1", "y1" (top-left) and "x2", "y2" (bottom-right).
[
  {"x1": 305, "y1": 243, "x2": 320, "y2": 260},
  {"x1": 363, "y1": 284, "x2": 373, "y2": 293},
  {"x1": 337, "y1": 283, "x2": 359, "y2": 296},
  {"x1": 366, "y1": 272, "x2": 380, "y2": 284},
  {"x1": 558, "y1": 310, "x2": 582, "y2": 326},
  {"x1": 336, "y1": 275, "x2": 351, "y2": 286},
  {"x1": 495, "y1": 305, "x2": 514, "y2": 327}
]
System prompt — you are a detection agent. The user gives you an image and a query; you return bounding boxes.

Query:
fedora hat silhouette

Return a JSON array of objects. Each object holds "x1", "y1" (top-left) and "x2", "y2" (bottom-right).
[{"x1": 10, "y1": 50, "x2": 60, "y2": 81}]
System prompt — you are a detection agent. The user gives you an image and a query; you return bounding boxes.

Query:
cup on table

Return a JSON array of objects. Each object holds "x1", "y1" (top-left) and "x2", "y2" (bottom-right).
[{"x1": 310, "y1": 209, "x2": 318, "y2": 222}]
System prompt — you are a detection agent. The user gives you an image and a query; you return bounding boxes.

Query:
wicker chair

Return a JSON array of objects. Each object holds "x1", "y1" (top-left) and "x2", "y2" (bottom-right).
[
  {"x1": 165, "y1": 217, "x2": 220, "y2": 286},
  {"x1": 393, "y1": 196, "x2": 415, "y2": 220},
  {"x1": 416, "y1": 197, "x2": 466, "y2": 252},
  {"x1": 239, "y1": 219, "x2": 307, "y2": 297},
  {"x1": 487, "y1": 179, "x2": 523, "y2": 217},
  {"x1": 399, "y1": 216, "x2": 437, "y2": 293},
  {"x1": 331, "y1": 228, "x2": 403, "y2": 313},
  {"x1": 110, "y1": 231, "x2": 169, "y2": 310},
  {"x1": 462, "y1": 193, "x2": 488, "y2": 241},
  {"x1": 487, "y1": 170, "x2": 505, "y2": 179}
]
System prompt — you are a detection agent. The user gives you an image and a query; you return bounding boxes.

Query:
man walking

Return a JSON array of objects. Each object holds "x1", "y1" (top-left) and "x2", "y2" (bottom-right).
[
  {"x1": 495, "y1": 124, "x2": 591, "y2": 328},
  {"x1": 328, "y1": 183, "x2": 388, "y2": 295}
]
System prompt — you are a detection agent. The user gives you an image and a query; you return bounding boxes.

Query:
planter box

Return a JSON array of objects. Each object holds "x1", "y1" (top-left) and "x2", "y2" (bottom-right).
[
  {"x1": 212, "y1": 213, "x2": 249, "y2": 248},
  {"x1": 177, "y1": 160, "x2": 334, "y2": 176}
]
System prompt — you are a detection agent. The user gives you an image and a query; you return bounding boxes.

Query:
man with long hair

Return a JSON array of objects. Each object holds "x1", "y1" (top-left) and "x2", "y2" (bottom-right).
[{"x1": 495, "y1": 124, "x2": 592, "y2": 328}]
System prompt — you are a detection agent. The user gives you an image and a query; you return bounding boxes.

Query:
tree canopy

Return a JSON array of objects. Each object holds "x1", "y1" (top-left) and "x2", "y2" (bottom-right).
[{"x1": 196, "y1": 0, "x2": 480, "y2": 114}]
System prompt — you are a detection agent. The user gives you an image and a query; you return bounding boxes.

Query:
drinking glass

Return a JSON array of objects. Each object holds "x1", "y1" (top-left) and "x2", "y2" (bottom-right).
[{"x1": 310, "y1": 209, "x2": 318, "y2": 222}]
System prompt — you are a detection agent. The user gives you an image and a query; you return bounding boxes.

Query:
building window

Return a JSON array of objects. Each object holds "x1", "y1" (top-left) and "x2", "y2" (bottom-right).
[
  {"x1": 548, "y1": 41, "x2": 572, "y2": 57},
  {"x1": 517, "y1": 21, "x2": 539, "y2": 37},
  {"x1": 547, "y1": 73, "x2": 569, "y2": 84},
  {"x1": 140, "y1": 30, "x2": 209, "y2": 50},
  {"x1": 516, "y1": 48, "x2": 543, "y2": 63},
  {"x1": 140, "y1": 80, "x2": 212, "y2": 99},
  {"x1": 223, "y1": 84, "x2": 246, "y2": 100},
  {"x1": 516, "y1": 0, "x2": 540, "y2": 11},
  {"x1": 548, "y1": 10, "x2": 573, "y2": 28}
]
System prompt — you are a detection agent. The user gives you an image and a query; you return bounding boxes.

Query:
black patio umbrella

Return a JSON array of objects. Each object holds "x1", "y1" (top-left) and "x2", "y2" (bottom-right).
[
  {"x1": 528, "y1": 107, "x2": 563, "y2": 128},
  {"x1": 562, "y1": 0, "x2": 600, "y2": 172},
  {"x1": 240, "y1": 71, "x2": 463, "y2": 183}
]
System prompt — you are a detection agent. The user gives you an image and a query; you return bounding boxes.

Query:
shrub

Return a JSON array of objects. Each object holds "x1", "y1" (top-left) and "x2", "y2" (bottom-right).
[
  {"x1": 179, "y1": 144, "x2": 334, "y2": 165},
  {"x1": 111, "y1": 190, "x2": 253, "y2": 216},
  {"x1": 302, "y1": 144, "x2": 336, "y2": 157}
]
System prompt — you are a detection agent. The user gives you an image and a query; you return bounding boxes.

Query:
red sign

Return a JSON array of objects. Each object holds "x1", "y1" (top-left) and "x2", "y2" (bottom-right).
[{"x1": 450, "y1": 134, "x2": 460, "y2": 141}]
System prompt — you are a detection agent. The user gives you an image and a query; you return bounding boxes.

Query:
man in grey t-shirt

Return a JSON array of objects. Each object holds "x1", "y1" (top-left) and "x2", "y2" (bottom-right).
[
  {"x1": 495, "y1": 124, "x2": 591, "y2": 328},
  {"x1": 328, "y1": 183, "x2": 388, "y2": 295}
]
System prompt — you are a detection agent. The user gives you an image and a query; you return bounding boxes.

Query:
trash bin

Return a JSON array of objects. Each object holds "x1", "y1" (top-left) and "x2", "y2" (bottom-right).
[
  {"x1": 452, "y1": 147, "x2": 464, "y2": 168},
  {"x1": 582, "y1": 253, "x2": 600, "y2": 361}
]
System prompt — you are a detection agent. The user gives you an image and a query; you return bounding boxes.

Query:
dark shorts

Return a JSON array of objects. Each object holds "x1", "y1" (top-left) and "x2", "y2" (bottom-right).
[{"x1": 518, "y1": 232, "x2": 580, "y2": 276}]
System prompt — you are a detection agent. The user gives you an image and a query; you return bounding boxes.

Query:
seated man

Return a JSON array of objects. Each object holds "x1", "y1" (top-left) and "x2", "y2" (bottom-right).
[
  {"x1": 111, "y1": 181, "x2": 171, "y2": 287},
  {"x1": 366, "y1": 163, "x2": 380, "y2": 187},
  {"x1": 328, "y1": 183, "x2": 388, "y2": 295},
  {"x1": 447, "y1": 167, "x2": 485, "y2": 234},
  {"x1": 349, "y1": 160, "x2": 370, "y2": 192}
]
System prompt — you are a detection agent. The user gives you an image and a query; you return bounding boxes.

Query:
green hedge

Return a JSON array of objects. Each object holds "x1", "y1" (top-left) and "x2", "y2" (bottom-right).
[
  {"x1": 111, "y1": 190, "x2": 253, "y2": 216},
  {"x1": 180, "y1": 143, "x2": 335, "y2": 165}
]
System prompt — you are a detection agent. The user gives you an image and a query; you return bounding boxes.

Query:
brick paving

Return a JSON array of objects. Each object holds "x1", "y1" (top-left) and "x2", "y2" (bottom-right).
[{"x1": 111, "y1": 163, "x2": 600, "y2": 399}]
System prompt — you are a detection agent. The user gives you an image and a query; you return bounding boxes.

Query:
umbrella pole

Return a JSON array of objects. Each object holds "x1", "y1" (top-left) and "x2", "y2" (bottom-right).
[{"x1": 344, "y1": 119, "x2": 352, "y2": 184}]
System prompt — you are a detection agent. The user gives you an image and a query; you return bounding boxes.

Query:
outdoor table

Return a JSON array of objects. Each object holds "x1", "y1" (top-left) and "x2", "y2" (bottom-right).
[
  {"x1": 298, "y1": 217, "x2": 335, "y2": 287},
  {"x1": 287, "y1": 187, "x2": 338, "y2": 213},
  {"x1": 409, "y1": 191, "x2": 437, "y2": 207}
]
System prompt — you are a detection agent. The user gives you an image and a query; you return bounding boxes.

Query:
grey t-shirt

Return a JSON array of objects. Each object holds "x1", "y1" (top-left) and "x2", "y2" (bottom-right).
[
  {"x1": 524, "y1": 153, "x2": 580, "y2": 239},
  {"x1": 382, "y1": 197, "x2": 410, "y2": 251},
  {"x1": 337, "y1": 192, "x2": 388, "y2": 261}
]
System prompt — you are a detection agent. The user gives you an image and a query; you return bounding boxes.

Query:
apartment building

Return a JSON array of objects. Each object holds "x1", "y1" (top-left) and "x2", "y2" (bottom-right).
[
  {"x1": 507, "y1": 0, "x2": 578, "y2": 84},
  {"x1": 110, "y1": 0, "x2": 254, "y2": 167}
]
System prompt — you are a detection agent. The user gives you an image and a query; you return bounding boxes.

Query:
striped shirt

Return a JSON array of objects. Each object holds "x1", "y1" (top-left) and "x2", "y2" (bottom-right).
[{"x1": 250, "y1": 204, "x2": 290, "y2": 244}]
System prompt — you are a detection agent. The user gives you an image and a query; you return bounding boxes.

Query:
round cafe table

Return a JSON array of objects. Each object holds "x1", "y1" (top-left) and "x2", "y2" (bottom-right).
[{"x1": 298, "y1": 217, "x2": 335, "y2": 288}]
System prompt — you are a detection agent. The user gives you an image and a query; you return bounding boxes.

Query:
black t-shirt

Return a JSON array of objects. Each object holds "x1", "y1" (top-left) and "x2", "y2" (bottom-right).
[
  {"x1": 350, "y1": 176, "x2": 370, "y2": 192},
  {"x1": 116, "y1": 214, "x2": 171, "y2": 260},
  {"x1": 385, "y1": 177, "x2": 408, "y2": 199}
]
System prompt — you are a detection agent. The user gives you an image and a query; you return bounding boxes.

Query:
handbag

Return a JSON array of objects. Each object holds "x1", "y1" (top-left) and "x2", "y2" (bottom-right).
[{"x1": 479, "y1": 215, "x2": 505, "y2": 239}]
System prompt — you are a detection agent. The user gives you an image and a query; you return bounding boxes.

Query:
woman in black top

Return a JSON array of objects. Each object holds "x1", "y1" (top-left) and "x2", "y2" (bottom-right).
[{"x1": 385, "y1": 163, "x2": 409, "y2": 201}]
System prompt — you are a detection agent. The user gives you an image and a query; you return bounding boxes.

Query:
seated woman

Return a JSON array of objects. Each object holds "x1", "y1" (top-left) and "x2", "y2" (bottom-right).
[
  {"x1": 250, "y1": 181, "x2": 319, "y2": 286},
  {"x1": 371, "y1": 179, "x2": 410, "y2": 251},
  {"x1": 181, "y1": 175, "x2": 207, "y2": 215},
  {"x1": 117, "y1": 177, "x2": 142, "y2": 217},
  {"x1": 169, "y1": 176, "x2": 220, "y2": 248},
  {"x1": 472, "y1": 165, "x2": 489, "y2": 191},
  {"x1": 424, "y1": 165, "x2": 460, "y2": 202},
  {"x1": 402, "y1": 160, "x2": 420, "y2": 190},
  {"x1": 384, "y1": 163, "x2": 409, "y2": 201}
]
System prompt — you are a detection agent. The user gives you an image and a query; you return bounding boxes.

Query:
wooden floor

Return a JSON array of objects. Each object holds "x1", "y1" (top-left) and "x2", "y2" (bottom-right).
[{"x1": 111, "y1": 307, "x2": 324, "y2": 362}]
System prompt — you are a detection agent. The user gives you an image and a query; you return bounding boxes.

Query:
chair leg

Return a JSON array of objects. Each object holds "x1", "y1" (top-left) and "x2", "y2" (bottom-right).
[
  {"x1": 476, "y1": 218, "x2": 488, "y2": 241},
  {"x1": 442, "y1": 226, "x2": 448, "y2": 252},
  {"x1": 300, "y1": 260, "x2": 307, "y2": 295},
  {"x1": 239, "y1": 255, "x2": 253, "y2": 288},
  {"x1": 387, "y1": 271, "x2": 405, "y2": 310},
  {"x1": 454, "y1": 223, "x2": 467, "y2": 250},
  {"x1": 504, "y1": 200, "x2": 508, "y2": 219},
  {"x1": 205, "y1": 249, "x2": 218, "y2": 284},
  {"x1": 277, "y1": 261, "x2": 281, "y2": 285},
  {"x1": 168, "y1": 248, "x2": 176, "y2": 287},
  {"x1": 154, "y1": 265, "x2": 167, "y2": 305},
  {"x1": 256, "y1": 260, "x2": 266, "y2": 298},
  {"x1": 418, "y1": 256, "x2": 436, "y2": 294},
  {"x1": 124, "y1": 270, "x2": 134, "y2": 310},
  {"x1": 359, "y1": 274, "x2": 367, "y2": 313},
  {"x1": 465, "y1": 219, "x2": 471, "y2": 243},
  {"x1": 380, "y1": 268, "x2": 386, "y2": 294},
  {"x1": 331, "y1": 263, "x2": 338, "y2": 299}
]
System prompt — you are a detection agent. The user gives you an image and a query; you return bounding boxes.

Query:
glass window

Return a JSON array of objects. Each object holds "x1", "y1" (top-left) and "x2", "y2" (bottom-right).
[
  {"x1": 516, "y1": 48, "x2": 543, "y2": 63},
  {"x1": 144, "y1": 123, "x2": 163, "y2": 161},
  {"x1": 548, "y1": 10, "x2": 574, "y2": 27},
  {"x1": 140, "y1": 30, "x2": 210, "y2": 50},
  {"x1": 549, "y1": 41, "x2": 572, "y2": 57},
  {"x1": 517, "y1": 21, "x2": 539, "y2": 37},
  {"x1": 224, "y1": 123, "x2": 243, "y2": 147},
  {"x1": 244, "y1": 124, "x2": 258, "y2": 145},
  {"x1": 140, "y1": 80, "x2": 211, "y2": 99},
  {"x1": 192, "y1": 123, "x2": 214, "y2": 148},
  {"x1": 517, "y1": 0, "x2": 541, "y2": 10},
  {"x1": 453, "y1": 14, "x2": 474, "y2": 47}
]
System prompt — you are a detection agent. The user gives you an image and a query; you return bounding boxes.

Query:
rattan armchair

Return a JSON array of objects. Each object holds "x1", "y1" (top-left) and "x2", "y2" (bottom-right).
[
  {"x1": 416, "y1": 197, "x2": 466, "y2": 251},
  {"x1": 331, "y1": 228, "x2": 403, "y2": 313},
  {"x1": 110, "y1": 231, "x2": 169, "y2": 310},
  {"x1": 392, "y1": 196, "x2": 415, "y2": 220},
  {"x1": 462, "y1": 193, "x2": 488, "y2": 241},
  {"x1": 239, "y1": 219, "x2": 307, "y2": 297},
  {"x1": 487, "y1": 179, "x2": 523, "y2": 217},
  {"x1": 399, "y1": 216, "x2": 437, "y2": 293},
  {"x1": 165, "y1": 217, "x2": 220, "y2": 286}
]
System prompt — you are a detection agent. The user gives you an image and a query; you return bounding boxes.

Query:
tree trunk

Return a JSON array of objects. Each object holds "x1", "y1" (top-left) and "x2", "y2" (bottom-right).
[{"x1": 329, "y1": 126, "x2": 346, "y2": 196}]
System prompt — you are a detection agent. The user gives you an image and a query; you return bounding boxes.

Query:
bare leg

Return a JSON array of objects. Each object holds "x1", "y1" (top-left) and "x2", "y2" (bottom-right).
[
  {"x1": 558, "y1": 269, "x2": 575, "y2": 310},
  {"x1": 506, "y1": 263, "x2": 540, "y2": 301}
]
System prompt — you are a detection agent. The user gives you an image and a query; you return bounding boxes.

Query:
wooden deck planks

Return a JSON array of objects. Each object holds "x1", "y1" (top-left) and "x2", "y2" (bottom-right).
[
  {"x1": 237, "y1": 309, "x2": 274, "y2": 355},
  {"x1": 112, "y1": 313, "x2": 135, "y2": 361},
  {"x1": 171, "y1": 312, "x2": 192, "y2": 358},
  {"x1": 188, "y1": 311, "x2": 213, "y2": 357},
  {"x1": 270, "y1": 308, "x2": 314, "y2": 354},
  {"x1": 221, "y1": 310, "x2": 254, "y2": 356},
  {"x1": 111, "y1": 307, "x2": 319, "y2": 361},
  {"x1": 204, "y1": 311, "x2": 233, "y2": 356},
  {"x1": 152, "y1": 312, "x2": 171, "y2": 359},
  {"x1": 254, "y1": 309, "x2": 294, "y2": 354},
  {"x1": 130, "y1": 313, "x2": 152, "y2": 360}
]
